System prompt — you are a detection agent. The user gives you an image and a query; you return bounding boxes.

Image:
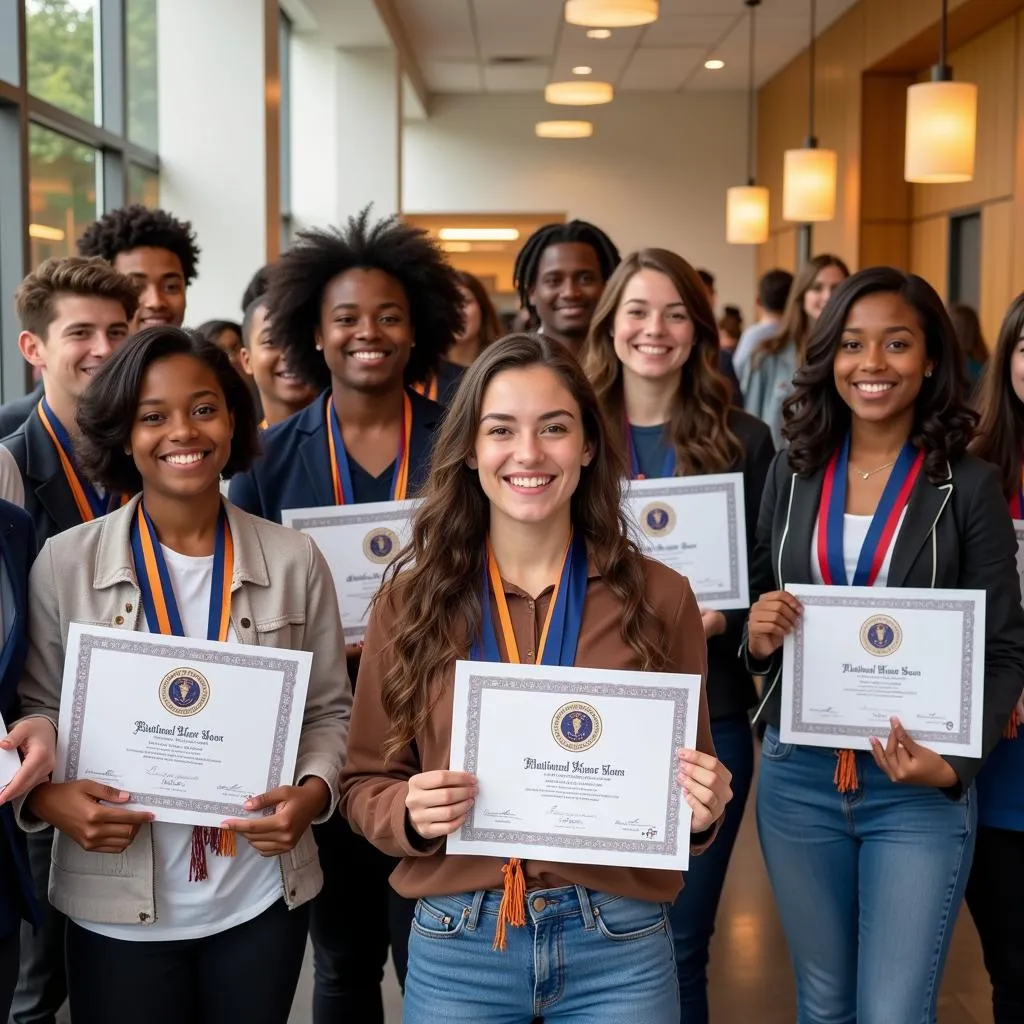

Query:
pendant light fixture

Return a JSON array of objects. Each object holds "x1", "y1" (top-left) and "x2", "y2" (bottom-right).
[
  {"x1": 544, "y1": 80, "x2": 614, "y2": 105},
  {"x1": 564, "y1": 0, "x2": 658, "y2": 28},
  {"x1": 535, "y1": 120, "x2": 594, "y2": 139},
  {"x1": 782, "y1": 0, "x2": 837, "y2": 235},
  {"x1": 904, "y1": 0, "x2": 977, "y2": 183},
  {"x1": 727, "y1": 0, "x2": 769, "y2": 245}
]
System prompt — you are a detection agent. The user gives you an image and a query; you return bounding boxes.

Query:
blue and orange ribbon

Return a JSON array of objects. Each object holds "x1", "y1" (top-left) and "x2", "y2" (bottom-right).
[
  {"x1": 130, "y1": 501, "x2": 235, "y2": 878},
  {"x1": 411, "y1": 376, "x2": 439, "y2": 403},
  {"x1": 624, "y1": 418, "x2": 675, "y2": 481},
  {"x1": 325, "y1": 392, "x2": 413, "y2": 504},
  {"x1": 37, "y1": 399, "x2": 126, "y2": 520},
  {"x1": 816, "y1": 436, "x2": 923, "y2": 587},
  {"x1": 471, "y1": 530, "x2": 588, "y2": 950}
]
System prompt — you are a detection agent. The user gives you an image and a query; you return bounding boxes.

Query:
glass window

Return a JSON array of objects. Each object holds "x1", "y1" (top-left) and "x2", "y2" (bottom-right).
[
  {"x1": 127, "y1": 163, "x2": 159, "y2": 208},
  {"x1": 126, "y1": 0, "x2": 158, "y2": 150},
  {"x1": 26, "y1": 0, "x2": 98, "y2": 123},
  {"x1": 28, "y1": 122, "x2": 98, "y2": 265}
]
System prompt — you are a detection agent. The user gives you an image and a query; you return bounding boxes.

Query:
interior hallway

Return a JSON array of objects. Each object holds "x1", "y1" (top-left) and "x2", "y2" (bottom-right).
[{"x1": 288, "y1": 761, "x2": 996, "y2": 1023}]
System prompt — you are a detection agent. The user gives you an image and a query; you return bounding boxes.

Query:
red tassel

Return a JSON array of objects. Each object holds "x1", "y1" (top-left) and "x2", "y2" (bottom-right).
[
  {"x1": 1004, "y1": 712, "x2": 1018, "y2": 740},
  {"x1": 189, "y1": 826, "x2": 209, "y2": 882}
]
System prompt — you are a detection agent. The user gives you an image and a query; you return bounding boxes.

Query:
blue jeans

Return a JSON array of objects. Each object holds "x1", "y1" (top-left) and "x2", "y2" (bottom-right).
[
  {"x1": 756, "y1": 727, "x2": 976, "y2": 1024},
  {"x1": 668, "y1": 712, "x2": 755, "y2": 1024},
  {"x1": 402, "y1": 886, "x2": 679, "y2": 1023}
]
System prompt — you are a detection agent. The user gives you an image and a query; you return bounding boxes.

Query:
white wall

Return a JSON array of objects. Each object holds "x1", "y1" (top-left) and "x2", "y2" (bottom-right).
[
  {"x1": 156, "y1": 0, "x2": 268, "y2": 325},
  {"x1": 403, "y1": 92, "x2": 757, "y2": 315}
]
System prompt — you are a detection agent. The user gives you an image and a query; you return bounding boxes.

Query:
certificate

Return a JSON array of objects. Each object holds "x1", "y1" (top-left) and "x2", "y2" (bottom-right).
[
  {"x1": 54, "y1": 624, "x2": 312, "y2": 827},
  {"x1": 447, "y1": 661, "x2": 701, "y2": 871},
  {"x1": 625, "y1": 473, "x2": 748, "y2": 610},
  {"x1": 283, "y1": 499, "x2": 419, "y2": 643},
  {"x1": 780, "y1": 584, "x2": 985, "y2": 757},
  {"x1": 0, "y1": 717, "x2": 22, "y2": 793}
]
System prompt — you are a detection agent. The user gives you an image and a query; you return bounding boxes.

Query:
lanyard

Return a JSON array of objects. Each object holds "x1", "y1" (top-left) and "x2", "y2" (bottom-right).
[
  {"x1": 624, "y1": 419, "x2": 675, "y2": 480},
  {"x1": 131, "y1": 502, "x2": 233, "y2": 642},
  {"x1": 816, "y1": 436, "x2": 922, "y2": 587},
  {"x1": 37, "y1": 399, "x2": 119, "y2": 521},
  {"x1": 325, "y1": 393, "x2": 413, "y2": 504}
]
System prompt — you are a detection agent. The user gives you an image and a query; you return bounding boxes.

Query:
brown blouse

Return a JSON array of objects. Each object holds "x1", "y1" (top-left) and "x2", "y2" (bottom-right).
[{"x1": 339, "y1": 554, "x2": 717, "y2": 904}]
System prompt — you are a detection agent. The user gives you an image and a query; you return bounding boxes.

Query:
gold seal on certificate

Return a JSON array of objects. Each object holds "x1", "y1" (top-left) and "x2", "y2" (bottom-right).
[
  {"x1": 640, "y1": 501, "x2": 676, "y2": 538},
  {"x1": 551, "y1": 701, "x2": 603, "y2": 752},
  {"x1": 158, "y1": 667, "x2": 210, "y2": 717},
  {"x1": 363, "y1": 527, "x2": 399, "y2": 564},
  {"x1": 859, "y1": 615, "x2": 902, "y2": 657}
]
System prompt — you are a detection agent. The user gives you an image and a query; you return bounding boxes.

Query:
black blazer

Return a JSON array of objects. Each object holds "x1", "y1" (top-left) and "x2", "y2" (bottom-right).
[
  {"x1": 1, "y1": 407, "x2": 83, "y2": 549},
  {"x1": 0, "y1": 384, "x2": 44, "y2": 439},
  {"x1": 706, "y1": 409, "x2": 775, "y2": 719},
  {"x1": 229, "y1": 388, "x2": 442, "y2": 522},
  {"x1": 747, "y1": 449, "x2": 1024, "y2": 793}
]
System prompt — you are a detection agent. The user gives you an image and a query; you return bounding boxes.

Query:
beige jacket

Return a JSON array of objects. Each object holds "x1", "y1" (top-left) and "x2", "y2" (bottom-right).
[{"x1": 16, "y1": 496, "x2": 351, "y2": 926}]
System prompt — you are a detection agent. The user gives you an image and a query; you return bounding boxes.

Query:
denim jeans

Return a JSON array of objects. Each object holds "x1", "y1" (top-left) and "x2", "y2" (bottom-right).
[
  {"x1": 668, "y1": 712, "x2": 755, "y2": 1024},
  {"x1": 756, "y1": 727, "x2": 975, "y2": 1024},
  {"x1": 402, "y1": 886, "x2": 679, "y2": 1023}
]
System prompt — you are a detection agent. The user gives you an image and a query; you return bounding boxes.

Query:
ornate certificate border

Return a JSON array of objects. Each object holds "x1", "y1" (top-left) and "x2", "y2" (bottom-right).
[
  {"x1": 458, "y1": 674, "x2": 689, "y2": 857},
  {"x1": 286, "y1": 505, "x2": 417, "y2": 641},
  {"x1": 628, "y1": 478, "x2": 742, "y2": 603},
  {"x1": 790, "y1": 594, "x2": 977, "y2": 743},
  {"x1": 65, "y1": 633, "x2": 300, "y2": 816}
]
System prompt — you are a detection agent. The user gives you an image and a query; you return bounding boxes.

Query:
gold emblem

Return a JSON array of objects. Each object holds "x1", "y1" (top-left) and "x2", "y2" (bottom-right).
[
  {"x1": 859, "y1": 615, "x2": 902, "y2": 657},
  {"x1": 363, "y1": 528, "x2": 399, "y2": 564},
  {"x1": 159, "y1": 668, "x2": 211, "y2": 717},
  {"x1": 551, "y1": 701, "x2": 603, "y2": 752},
  {"x1": 640, "y1": 501, "x2": 676, "y2": 538}
]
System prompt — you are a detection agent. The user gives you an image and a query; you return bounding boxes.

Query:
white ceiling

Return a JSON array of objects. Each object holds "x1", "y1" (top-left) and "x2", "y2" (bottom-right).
[{"x1": 392, "y1": 0, "x2": 860, "y2": 95}]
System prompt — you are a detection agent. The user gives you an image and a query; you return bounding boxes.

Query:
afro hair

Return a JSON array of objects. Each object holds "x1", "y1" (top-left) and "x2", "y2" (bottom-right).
[
  {"x1": 266, "y1": 207, "x2": 465, "y2": 392},
  {"x1": 77, "y1": 204, "x2": 200, "y2": 285}
]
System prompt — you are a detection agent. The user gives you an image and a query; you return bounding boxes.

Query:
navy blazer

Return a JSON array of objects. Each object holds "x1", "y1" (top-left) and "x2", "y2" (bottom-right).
[
  {"x1": 229, "y1": 389, "x2": 443, "y2": 522},
  {"x1": 747, "y1": 449, "x2": 1024, "y2": 795},
  {"x1": 0, "y1": 499, "x2": 39, "y2": 926},
  {"x1": 2, "y1": 404, "x2": 82, "y2": 550},
  {"x1": 0, "y1": 383, "x2": 44, "y2": 439}
]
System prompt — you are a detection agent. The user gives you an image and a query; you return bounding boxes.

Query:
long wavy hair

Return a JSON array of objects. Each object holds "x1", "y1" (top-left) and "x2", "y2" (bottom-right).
[
  {"x1": 753, "y1": 253, "x2": 849, "y2": 367},
  {"x1": 377, "y1": 333, "x2": 665, "y2": 760},
  {"x1": 971, "y1": 292, "x2": 1024, "y2": 499},
  {"x1": 949, "y1": 302, "x2": 989, "y2": 369},
  {"x1": 580, "y1": 248, "x2": 742, "y2": 475},
  {"x1": 783, "y1": 267, "x2": 977, "y2": 482},
  {"x1": 452, "y1": 270, "x2": 500, "y2": 352}
]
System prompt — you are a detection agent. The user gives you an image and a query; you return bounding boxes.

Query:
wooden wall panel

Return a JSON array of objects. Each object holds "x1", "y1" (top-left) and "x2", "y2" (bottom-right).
[
  {"x1": 981, "y1": 199, "x2": 1015, "y2": 341},
  {"x1": 862, "y1": 0, "x2": 973, "y2": 69},
  {"x1": 756, "y1": 229, "x2": 798, "y2": 277},
  {"x1": 860, "y1": 223, "x2": 910, "y2": 269},
  {"x1": 1012, "y1": 13, "x2": 1024, "y2": 288},
  {"x1": 860, "y1": 75, "x2": 913, "y2": 223},
  {"x1": 911, "y1": 20, "x2": 1018, "y2": 219},
  {"x1": 909, "y1": 217, "x2": 949, "y2": 298}
]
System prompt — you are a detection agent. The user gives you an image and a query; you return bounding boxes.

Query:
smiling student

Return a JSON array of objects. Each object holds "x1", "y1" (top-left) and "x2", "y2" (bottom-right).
[
  {"x1": 12, "y1": 326, "x2": 350, "y2": 1024},
  {"x1": 229, "y1": 208, "x2": 464, "y2": 1023},
  {"x1": 341, "y1": 333, "x2": 731, "y2": 1022},
  {"x1": 745, "y1": 268, "x2": 1024, "y2": 1022},
  {"x1": 581, "y1": 248, "x2": 773, "y2": 1023}
]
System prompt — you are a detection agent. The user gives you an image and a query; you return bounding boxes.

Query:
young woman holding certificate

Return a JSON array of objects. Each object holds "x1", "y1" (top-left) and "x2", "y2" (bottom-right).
[
  {"x1": 967, "y1": 291, "x2": 1024, "y2": 1023},
  {"x1": 229, "y1": 208, "x2": 464, "y2": 1023},
  {"x1": 10, "y1": 327, "x2": 351, "y2": 1024},
  {"x1": 746, "y1": 267, "x2": 1024, "y2": 1023},
  {"x1": 341, "y1": 333, "x2": 733, "y2": 1023},
  {"x1": 579, "y1": 248, "x2": 774, "y2": 1023}
]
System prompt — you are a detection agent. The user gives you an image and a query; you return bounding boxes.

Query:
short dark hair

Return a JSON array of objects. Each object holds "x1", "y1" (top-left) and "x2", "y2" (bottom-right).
[
  {"x1": 266, "y1": 206, "x2": 465, "y2": 392},
  {"x1": 77, "y1": 205, "x2": 200, "y2": 285},
  {"x1": 783, "y1": 266, "x2": 976, "y2": 483},
  {"x1": 241, "y1": 296, "x2": 269, "y2": 348},
  {"x1": 757, "y1": 268, "x2": 794, "y2": 315},
  {"x1": 194, "y1": 320, "x2": 241, "y2": 347},
  {"x1": 15, "y1": 257, "x2": 139, "y2": 338},
  {"x1": 76, "y1": 325, "x2": 259, "y2": 494},
  {"x1": 512, "y1": 220, "x2": 621, "y2": 315},
  {"x1": 697, "y1": 269, "x2": 715, "y2": 290},
  {"x1": 241, "y1": 265, "x2": 270, "y2": 313}
]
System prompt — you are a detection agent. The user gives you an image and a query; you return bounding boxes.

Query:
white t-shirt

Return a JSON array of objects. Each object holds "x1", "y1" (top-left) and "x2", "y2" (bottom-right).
[
  {"x1": 74, "y1": 545, "x2": 283, "y2": 942},
  {"x1": 809, "y1": 510, "x2": 906, "y2": 587}
]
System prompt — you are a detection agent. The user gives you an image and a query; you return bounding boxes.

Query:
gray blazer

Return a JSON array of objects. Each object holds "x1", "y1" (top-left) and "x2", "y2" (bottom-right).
[
  {"x1": 739, "y1": 343, "x2": 798, "y2": 449},
  {"x1": 16, "y1": 496, "x2": 352, "y2": 926}
]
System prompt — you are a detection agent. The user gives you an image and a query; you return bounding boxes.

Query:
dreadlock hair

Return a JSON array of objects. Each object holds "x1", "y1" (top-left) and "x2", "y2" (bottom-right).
[
  {"x1": 77, "y1": 205, "x2": 200, "y2": 285},
  {"x1": 266, "y1": 207, "x2": 465, "y2": 393},
  {"x1": 512, "y1": 220, "x2": 621, "y2": 316}
]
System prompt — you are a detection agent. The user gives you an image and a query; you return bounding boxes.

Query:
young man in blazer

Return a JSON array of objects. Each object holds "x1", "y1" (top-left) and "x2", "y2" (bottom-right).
[{"x1": 2, "y1": 256, "x2": 138, "y2": 1024}]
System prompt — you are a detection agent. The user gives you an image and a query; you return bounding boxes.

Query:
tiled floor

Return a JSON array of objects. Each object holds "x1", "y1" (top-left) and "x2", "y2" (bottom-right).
[{"x1": 287, "y1": 770, "x2": 996, "y2": 1024}]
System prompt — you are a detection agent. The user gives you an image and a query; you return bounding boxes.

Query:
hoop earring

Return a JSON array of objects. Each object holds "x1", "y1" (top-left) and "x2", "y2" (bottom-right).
[{"x1": 924, "y1": 369, "x2": 933, "y2": 378}]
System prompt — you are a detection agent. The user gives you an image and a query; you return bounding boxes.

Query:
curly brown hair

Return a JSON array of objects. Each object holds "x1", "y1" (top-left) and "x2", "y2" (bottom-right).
[
  {"x1": 580, "y1": 248, "x2": 742, "y2": 476},
  {"x1": 376, "y1": 333, "x2": 665, "y2": 760}
]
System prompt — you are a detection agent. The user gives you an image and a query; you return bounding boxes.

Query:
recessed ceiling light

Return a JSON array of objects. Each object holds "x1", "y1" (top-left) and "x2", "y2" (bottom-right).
[
  {"x1": 566, "y1": 1, "x2": 658, "y2": 28},
  {"x1": 704, "y1": 59, "x2": 725, "y2": 70},
  {"x1": 438, "y1": 228, "x2": 521, "y2": 242},
  {"x1": 535, "y1": 120, "x2": 594, "y2": 139},
  {"x1": 587, "y1": 28, "x2": 612, "y2": 39},
  {"x1": 545, "y1": 80, "x2": 614, "y2": 105},
  {"x1": 572, "y1": 65, "x2": 593, "y2": 75}
]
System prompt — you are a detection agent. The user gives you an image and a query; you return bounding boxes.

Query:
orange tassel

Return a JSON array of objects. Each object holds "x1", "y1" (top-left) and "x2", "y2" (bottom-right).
[
  {"x1": 215, "y1": 828, "x2": 236, "y2": 857},
  {"x1": 834, "y1": 749, "x2": 859, "y2": 793},
  {"x1": 1004, "y1": 712, "x2": 1018, "y2": 740},
  {"x1": 492, "y1": 857, "x2": 526, "y2": 952}
]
